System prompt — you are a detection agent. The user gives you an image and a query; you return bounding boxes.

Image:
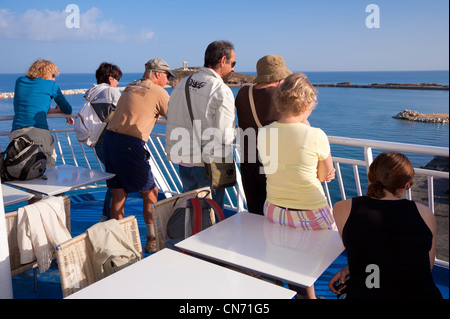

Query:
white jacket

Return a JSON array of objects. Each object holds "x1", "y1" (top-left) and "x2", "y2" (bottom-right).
[
  {"x1": 165, "y1": 68, "x2": 236, "y2": 166},
  {"x1": 17, "y1": 196, "x2": 71, "y2": 273}
]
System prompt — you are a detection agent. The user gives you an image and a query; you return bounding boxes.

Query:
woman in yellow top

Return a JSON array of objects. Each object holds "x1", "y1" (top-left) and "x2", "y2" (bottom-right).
[{"x1": 257, "y1": 72, "x2": 336, "y2": 298}]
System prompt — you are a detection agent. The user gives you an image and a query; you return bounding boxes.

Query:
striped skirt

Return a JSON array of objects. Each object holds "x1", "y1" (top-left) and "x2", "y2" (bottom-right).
[{"x1": 263, "y1": 201, "x2": 336, "y2": 230}]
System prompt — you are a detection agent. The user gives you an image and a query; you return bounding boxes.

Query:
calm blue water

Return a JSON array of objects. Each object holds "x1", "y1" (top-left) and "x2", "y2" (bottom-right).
[{"x1": 1, "y1": 71, "x2": 448, "y2": 200}]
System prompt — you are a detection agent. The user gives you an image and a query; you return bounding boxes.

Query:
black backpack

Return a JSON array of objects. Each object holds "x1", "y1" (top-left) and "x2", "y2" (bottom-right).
[
  {"x1": 165, "y1": 193, "x2": 225, "y2": 249},
  {"x1": 0, "y1": 134, "x2": 47, "y2": 181}
]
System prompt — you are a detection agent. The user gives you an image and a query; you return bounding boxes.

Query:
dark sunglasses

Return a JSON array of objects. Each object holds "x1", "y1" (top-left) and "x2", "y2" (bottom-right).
[{"x1": 230, "y1": 60, "x2": 236, "y2": 68}]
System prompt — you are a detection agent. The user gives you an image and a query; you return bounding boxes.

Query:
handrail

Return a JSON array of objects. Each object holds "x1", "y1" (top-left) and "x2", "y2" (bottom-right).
[
  {"x1": 1, "y1": 114, "x2": 448, "y2": 266},
  {"x1": 1, "y1": 114, "x2": 447, "y2": 207}
]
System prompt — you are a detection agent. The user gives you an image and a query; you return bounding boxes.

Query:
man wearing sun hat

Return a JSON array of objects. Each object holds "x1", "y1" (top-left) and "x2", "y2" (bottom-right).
[
  {"x1": 103, "y1": 58, "x2": 174, "y2": 253},
  {"x1": 235, "y1": 54, "x2": 292, "y2": 215}
]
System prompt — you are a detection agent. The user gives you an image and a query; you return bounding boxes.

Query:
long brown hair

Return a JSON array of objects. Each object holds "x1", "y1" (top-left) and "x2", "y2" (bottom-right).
[{"x1": 366, "y1": 151, "x2": 414, "y2": 198}]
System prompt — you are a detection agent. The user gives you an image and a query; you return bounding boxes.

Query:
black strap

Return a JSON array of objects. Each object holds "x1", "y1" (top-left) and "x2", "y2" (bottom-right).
[
  {"x1": 184, "y1": 76, "x2": 202, "y2": 153},
  {"x1": 184, "y1": 76, "x2": 194, "y2": 124}
]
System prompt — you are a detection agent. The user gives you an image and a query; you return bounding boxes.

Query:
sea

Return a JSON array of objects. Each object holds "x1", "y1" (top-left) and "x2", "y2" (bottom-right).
[{"x1": 0, "y1": 70, "x2": 448, "y2": 200}]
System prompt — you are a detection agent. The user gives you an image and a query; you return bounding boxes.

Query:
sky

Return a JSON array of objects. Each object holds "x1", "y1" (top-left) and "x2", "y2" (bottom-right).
[{"x1": 0, "y1": 0, "x2": 448, "y2": 74}]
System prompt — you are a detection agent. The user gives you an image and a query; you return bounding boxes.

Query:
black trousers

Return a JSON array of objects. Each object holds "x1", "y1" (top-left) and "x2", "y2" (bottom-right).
[{"x1": 240, "y1": 161, "x2": 267, "y2": 215}]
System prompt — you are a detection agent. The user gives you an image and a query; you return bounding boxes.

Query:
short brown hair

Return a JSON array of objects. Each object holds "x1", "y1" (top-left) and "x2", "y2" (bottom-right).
[
  {"x1": 275, "y1": 73, "x2": 317, "y2": 117},
  {"x1": 26, "y1": 59, "x2": 59, "y2": 79},
  {"x1": 204, "y1": 40, "x2": 234, "y2": 69},
  {"x1": 95, "y1": 62, "x2": 122, "y2": 84},
  {"x1": 366, "y1": 151, "x2": 414, "y2": 198}
]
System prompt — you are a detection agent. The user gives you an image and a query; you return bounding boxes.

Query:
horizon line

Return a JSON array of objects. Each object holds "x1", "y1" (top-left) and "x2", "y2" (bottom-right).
[{"x1": 0, "y1": 69, "x2": 449, "y2": 75}]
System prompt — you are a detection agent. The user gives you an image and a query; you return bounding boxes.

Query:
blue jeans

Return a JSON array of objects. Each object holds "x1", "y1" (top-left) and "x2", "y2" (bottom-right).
[{"x1": 178, "y1": 165, "x2": 225, "y2": 211}]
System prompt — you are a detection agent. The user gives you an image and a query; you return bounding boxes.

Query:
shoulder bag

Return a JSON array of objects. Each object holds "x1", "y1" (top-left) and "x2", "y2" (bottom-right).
[{"x1": 184, "y1": 76, "x2": 236, "y2": 190}]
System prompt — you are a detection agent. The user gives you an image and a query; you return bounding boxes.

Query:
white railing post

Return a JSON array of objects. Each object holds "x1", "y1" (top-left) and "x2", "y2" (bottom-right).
[
  {"x1": 364, "y1": 146, "x2": 374, "y2": 177},
  {"x1": 353, "y1": 164, "x2": 363, "y2": 196},
  {"x1": 427, "y1": 176, "x2": 435, "y2": 213}
]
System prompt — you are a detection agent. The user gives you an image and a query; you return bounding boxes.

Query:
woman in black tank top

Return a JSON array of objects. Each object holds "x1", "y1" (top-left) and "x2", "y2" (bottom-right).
[{"x1": 329, "y1": 151, "x2": 442, "y2": 299}]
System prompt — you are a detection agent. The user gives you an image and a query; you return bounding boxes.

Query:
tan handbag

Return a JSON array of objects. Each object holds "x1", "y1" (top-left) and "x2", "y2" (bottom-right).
[{"x1": 185, "y1": 76, "x2": 236, "y2": 190}]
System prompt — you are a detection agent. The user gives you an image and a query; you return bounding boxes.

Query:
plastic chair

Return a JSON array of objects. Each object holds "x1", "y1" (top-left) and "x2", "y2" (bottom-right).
[
  {"x1": 151, "y1": 187, "x2": 212, "y2": 251},
  {"x1": 56, "y1": 215, "x2": 142, "y2": 298}
]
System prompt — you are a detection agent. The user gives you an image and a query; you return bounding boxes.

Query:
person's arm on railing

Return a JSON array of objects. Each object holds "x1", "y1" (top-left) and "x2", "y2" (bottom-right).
[
  {"x1": 317, "y1": 153, "x2": 335, "y2": 182},
  {"x1": 48, "y1": 106, "x2": 74, "y2": 125}
]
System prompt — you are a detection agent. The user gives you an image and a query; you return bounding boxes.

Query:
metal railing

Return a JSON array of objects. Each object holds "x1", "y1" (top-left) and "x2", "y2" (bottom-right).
[
  {"x1": 1, "y1": 114, "x2": 448, "y2": 265},
  {"x1": 1, "y1": 114, "x2": 448, "y2": 211}
]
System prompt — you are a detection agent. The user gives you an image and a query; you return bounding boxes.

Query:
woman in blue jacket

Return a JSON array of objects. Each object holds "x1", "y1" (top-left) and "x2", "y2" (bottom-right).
[{"x1": 11, "y1": 59, "x2": 73, "y2": 167}]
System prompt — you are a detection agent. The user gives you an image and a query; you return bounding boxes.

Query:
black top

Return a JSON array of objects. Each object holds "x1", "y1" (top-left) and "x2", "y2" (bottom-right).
[{"x1": 342, "y1": 196, "x2": 442, "y2": 299}]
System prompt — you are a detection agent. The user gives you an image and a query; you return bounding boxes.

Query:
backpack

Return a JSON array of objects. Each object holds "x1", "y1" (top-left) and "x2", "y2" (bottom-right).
[
  {"x1": 0, "y1": 134, "x2": 47, "y2": 181},
  {"x1": 74, "y1": 87, "x2": 115, "y2": 147},
  {"x1": 165, "y1": 194, "x2": 225, "y2": 249},
  {"x1": 73, "y1": 99, "x2": 107, "y2": 147}
]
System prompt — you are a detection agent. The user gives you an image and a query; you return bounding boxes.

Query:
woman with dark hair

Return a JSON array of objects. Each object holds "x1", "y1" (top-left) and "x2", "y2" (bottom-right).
[
  {"x1": 329, "y1": 151, "x2": 442, "y2": 299},
  {"x1": 95, "y1": 62, "x2": 123, "y2": 86},
  {"x1": 84, "y1": 62, "x2": 122, "y2": 221}
]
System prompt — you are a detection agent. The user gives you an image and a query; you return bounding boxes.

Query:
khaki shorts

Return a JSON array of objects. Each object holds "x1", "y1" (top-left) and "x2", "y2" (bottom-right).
[{"x1": 10, "y1": 127, "x2": 57, "y2": 167}]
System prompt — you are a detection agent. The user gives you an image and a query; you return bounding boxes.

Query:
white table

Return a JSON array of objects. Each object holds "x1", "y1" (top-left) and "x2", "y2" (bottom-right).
[
  {"x1": 67, "y1": 248, "x2": 296, "y2": 299},
  {"x1": 1, "y1": 184, "x2": 34, "y2": 206},
  {"x1": 4, "y1": 164, "x2": 115, "y2": 196},
  {"x1": 176, "y1": 212, "x2": 345, "y2": 288}
]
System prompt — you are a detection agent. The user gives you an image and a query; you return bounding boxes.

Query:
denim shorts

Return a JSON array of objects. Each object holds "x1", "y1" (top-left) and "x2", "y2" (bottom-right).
[{"x1": 103, "y1": 130, "x2": 156, "y2": 193}]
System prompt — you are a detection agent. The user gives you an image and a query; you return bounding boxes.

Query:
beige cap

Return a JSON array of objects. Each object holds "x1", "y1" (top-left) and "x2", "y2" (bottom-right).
[{"x1": 145, "y1": 58, "x2": 175, "y2": 78}]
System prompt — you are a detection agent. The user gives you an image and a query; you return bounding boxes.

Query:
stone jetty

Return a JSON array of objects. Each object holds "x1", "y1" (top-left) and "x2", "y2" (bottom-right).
[
  {"x1": 315, "y1": 82, "x2": 449, "y2": 90},
  {"x1": 0, "y1": 87, "x2": 126, "y2": 99},
  {"x1": 393, "y1": 109, "x2": 449, "y2": 124}
]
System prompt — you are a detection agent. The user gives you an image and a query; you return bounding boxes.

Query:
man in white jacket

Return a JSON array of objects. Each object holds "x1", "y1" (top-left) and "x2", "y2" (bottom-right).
[{"x1": 165, "y1": 40, "x2": 236, "y2": 209}]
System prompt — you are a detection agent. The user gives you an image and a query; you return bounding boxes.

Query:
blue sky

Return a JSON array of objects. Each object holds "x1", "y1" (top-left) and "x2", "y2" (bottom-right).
[{"x1": 0, "y1": 0, "x2": 448, "y2": 73}]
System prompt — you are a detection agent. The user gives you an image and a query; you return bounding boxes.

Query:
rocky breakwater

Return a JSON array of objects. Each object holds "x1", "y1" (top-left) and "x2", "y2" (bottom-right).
[
  {"x1": 168, "y1": 67, "x2": 255, "y2": 87},
  {"x1": 314, "y1": 82, "x2": 449, "y2": 90},
  {"x1": 0, "y1": 92, "x2": 14, "y2": 99},
  {"x1": 0, "y1": 87, "x2": 126, "y2": 99},
  {"x1": 393, "y1": 109, "x2": 449, "y2": 124}
]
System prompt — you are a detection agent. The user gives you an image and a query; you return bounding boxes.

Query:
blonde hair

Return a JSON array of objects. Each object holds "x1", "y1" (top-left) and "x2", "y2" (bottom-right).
[
  {"x1": 275, "y1": 73, "x2": 317, "y2": 116},
  {"x1": 26, "y1": 59, "x2": 59, "y2": 79}
]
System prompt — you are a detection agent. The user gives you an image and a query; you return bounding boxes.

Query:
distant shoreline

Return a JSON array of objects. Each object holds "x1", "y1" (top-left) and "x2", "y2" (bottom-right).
[
  {"x1": 1, "y1": 81, "x2": 448, "y2": 99},
  {"x1": 313, "y1": 82, "x2": 449, "y2": 90}
]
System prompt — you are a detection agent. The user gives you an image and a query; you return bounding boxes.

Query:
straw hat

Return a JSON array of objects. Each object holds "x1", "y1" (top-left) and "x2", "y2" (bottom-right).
[{"x1": 253, "y1": 55, "x2": 292, "y2": 83}]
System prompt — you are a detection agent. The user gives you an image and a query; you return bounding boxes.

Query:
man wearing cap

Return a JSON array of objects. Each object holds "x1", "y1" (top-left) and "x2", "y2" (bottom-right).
[
  {"x1": 235, "y1": 55, "x2": 292, "y2": 215},
  {"x1": 103, "y1": 58, "x2": 174, "y2": 253},
  {"x1": 165, "y1": 40, "x2": 236, "y2": 210}
]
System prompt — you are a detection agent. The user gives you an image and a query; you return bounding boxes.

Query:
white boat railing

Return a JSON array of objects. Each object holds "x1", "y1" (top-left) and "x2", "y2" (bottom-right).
[
  {"x1": 1, "y1": 114, "x2": 448, "y2": 266},
  {"x1": 1, "y1": 114, "x2": 448, "y2": 211}
]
